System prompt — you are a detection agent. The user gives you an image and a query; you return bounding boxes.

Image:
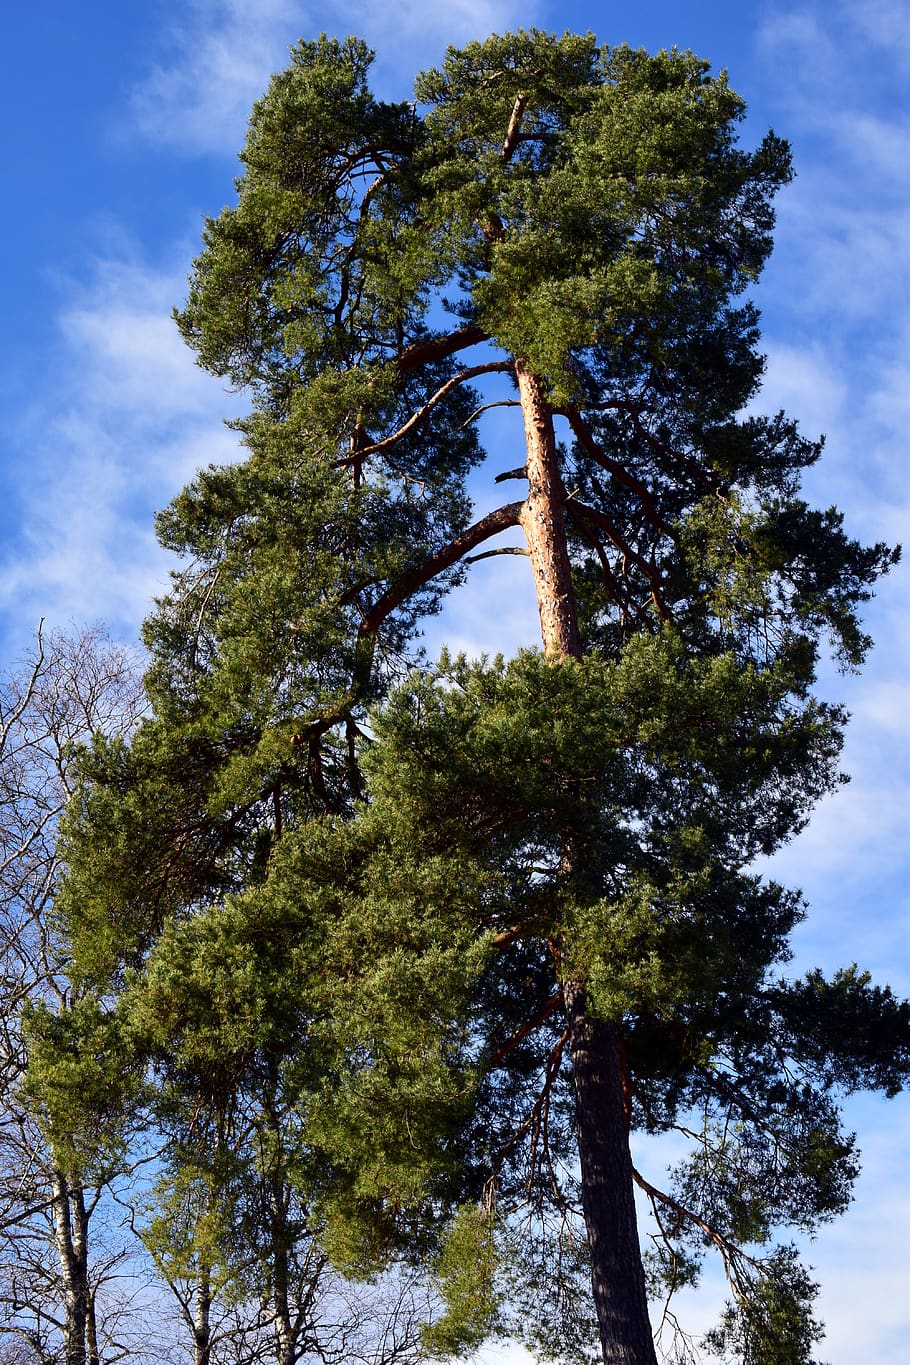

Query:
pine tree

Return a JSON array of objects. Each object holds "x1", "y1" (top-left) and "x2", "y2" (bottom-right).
[{"x1": 54, "y1": 32, "x2": 906, "y2": 1365}]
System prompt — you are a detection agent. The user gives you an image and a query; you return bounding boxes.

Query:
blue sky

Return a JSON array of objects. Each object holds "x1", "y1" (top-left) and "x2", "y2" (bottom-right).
[{"x1": 0, "y1": 1, "x2": 907, "y2": 1359}]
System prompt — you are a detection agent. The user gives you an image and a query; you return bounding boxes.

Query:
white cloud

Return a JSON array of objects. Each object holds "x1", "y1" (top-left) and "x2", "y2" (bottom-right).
[
  {"x1": 869, "y1": 322, "x2": 910, "y2": 434},
  {"x1": 126, "y1": 0, "x2": 541, "y2": 156},
  {"x1": 810, "y1": 1107, "x2": 910, "y2": 1360},
  {"x1": 0, "y1": 247, "x2": 243, "y2": 652},
  {"x1": 58, "y1": 272, "x2": 221, "y2": 422},
  {"x1": 758, "y1": 0, "x2": 910, "y2": 101},
  {"x1": 746, "y1": 1, "x2": 910, "y2": 1052},
  {"x1": 334, "y1": 0, "x2": 538, "y2": 85},
  {"x1": 749, "y1": 6, "x2": 910, "y2": 572},
  {"x1": 757, "y1": 8, "x2": 832, "y2": 81},
  {"x1": 756, "y1": 343, "x2": 846, "y2": 436},
  {"x1": 848, "y1": 0, "x2": 910, "y2": 69},
  {"x1": 832, "y1": 108, "x2": 910, "y2": 182},
  {"x1": 127, "y1": 0, "x2": 303, "y2": 155},
  {"x1": 420, "y1": 551, "x2": 541, "y2": 663},
  {"x1": 765, "y1": 187, "x2": 910, "y2": 348},
  {"x1": 758, "y1": 3, "x2": 910, "y2": 322},
  {"x1": 755, "y1": 333, "x2": 909, "y2": 564}
]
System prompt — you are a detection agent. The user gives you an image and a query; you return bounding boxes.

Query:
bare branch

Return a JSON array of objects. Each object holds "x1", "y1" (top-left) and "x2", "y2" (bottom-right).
[
  {"x1": 494, "y1": 463, "x2": 528, "y2": 483},
  {"x1": 490, "y1": 992, "x2": 563, "y2": 1069},
  {"x1": 502, "y1": 93, "x2": 528, "y2": 162},
  {"x1": 458, "y1": 399, "x2": 521, "y2": 431},
  {"x1": 565, "y1": 498, "x2": 671, "y2": 620},
  {"x1": 464, "y1": 546, "x2": 528, "y2": 565},
  {"x1": 562, "y1": 407, "x2": 677, "y2": 541},
  {"x1": 357, "y1": 501, "x2": 524, "y2": 640},
  {"x1": 631, "y1": 1165, "x2": 761, "y2": 1276},
  {"x1": 395, "y1": 324, "x2": 490, "y2": 376},
  {"x1": 335, "y1": 361, "x2": 513, "y2": 465}
]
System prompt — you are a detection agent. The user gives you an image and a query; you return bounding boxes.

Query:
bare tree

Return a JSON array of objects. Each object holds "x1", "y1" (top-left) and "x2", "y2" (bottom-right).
[{"x1": 0, "y1": 626, "x2": 145, "y2": 1365}]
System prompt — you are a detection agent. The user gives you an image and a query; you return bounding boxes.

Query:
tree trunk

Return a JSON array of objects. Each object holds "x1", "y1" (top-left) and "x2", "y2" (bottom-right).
[
  {"x1": 270, "y1": 1174, "x2": 294, "y2": 1365},
  {"x1": 564, "y1": 987, "x2": 657, "y2": 1365},
  {"x1": 515, "y1": 361, "x2": 581, "y2": 661},
  {"x1": 71, "y1": 1189, "x2": 101, "y2": 1365},
  {"x1": 192, "y1": 1265, "x2": 212, "y2": 1365},
  {"x1": 86, "y1": 1284, "x2": 100, "y2": 1365},
  {"x1": 51, "y1": 1169, "x2": 88, "y2": 1365},
  {"x1": 515, "y1": 362, "x2": 656, "y2": 1365}
]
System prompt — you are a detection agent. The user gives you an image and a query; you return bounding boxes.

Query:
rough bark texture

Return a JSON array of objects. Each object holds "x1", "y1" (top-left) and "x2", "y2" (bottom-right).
[
  {"x1": 72, "y1": 1190, "x2": 100, "y2": 1365},
  {"x1": 51, "y1": 1170, "x2": 89, "y2": 1365},
  {"x1": 515, "y1": 360, "x2": 582, "y2": 661},
  {"x1": 193, "y1": 1266, "x2": 212, "y2": 1365},
  {"x1": 565, "y1": 986, "x2": 658, "y2": 1365},
  {"x1": 514, "y1": 363, "x2": 656, "y2": 1364},
  {"x1": 270, "y1": 1173, "x2": 294, "y2": 1365}
]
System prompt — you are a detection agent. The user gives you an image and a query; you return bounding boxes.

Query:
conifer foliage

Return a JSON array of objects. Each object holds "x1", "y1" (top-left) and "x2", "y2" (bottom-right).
[{"x1": 45, "y1": 30, "x2": 907, "y2": 1365}]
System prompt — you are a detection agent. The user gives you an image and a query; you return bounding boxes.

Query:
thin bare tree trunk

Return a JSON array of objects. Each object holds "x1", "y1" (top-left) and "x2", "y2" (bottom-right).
[
  {"x1": 51, "y1": 1169, "x2": 88, "y2": 1365},
  {"x1": 86, "y1": 1286, "x2": 100, "y2": 1365},
  {"x1": 270, "y1": 1173, "x2": 294, "y2": 1365},
  {"x1": 193, "y1": 1264, "x2": 212, "y2": 1365},
  {"x1": 515, "y1": 361, "x2": 657, "y2": 1365},
  {"x1": 71, "y1": 1189, "x2": 101, "y2": 1365}
]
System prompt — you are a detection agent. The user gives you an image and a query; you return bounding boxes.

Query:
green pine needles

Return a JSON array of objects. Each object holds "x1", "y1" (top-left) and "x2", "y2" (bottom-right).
[{"x1": 30, "y1": 29, "x2": 906, "y2": 1365}]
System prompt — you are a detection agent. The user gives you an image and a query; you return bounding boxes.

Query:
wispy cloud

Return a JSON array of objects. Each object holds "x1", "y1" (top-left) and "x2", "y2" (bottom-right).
[
  {"x1": 332, "y1": 0, "x2": 539, "y2": 91},
  {"x1": 126, "y1": 0, "x2": 540, "y2": 156},
  {"x1": 745, "y1": 4, "x2": 910, "y2": 1046},
  {"x1": 0, "y1": 246, "x2": 242, "y2": 650},
  {"x1": 755, "y1": 28, "x2": 910, "y2": 347},
  {"x1": 759, "y1": 0, "x2": 910, "y2": 103},
  {"x1": 812, "y1": 1106, "x2": 910, "y2": 1354},
  {"x1": 828, "y1": 0, "x2": 910, "y2": 74},
  {"x1": 0, "y1": 9, "x2": 901, "y2": 1364},
  {"x1": 126, "y1": 0, "x2": 303, "y2": 156},
  {"x1": 755, "y1": 3, "x2": 910, "y2": 554}
]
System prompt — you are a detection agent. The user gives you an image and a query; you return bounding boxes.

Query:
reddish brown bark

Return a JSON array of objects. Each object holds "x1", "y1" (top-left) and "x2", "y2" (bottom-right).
[
  {"x1": 395, "y1": 324, "x2": 489, "y2": 376},
  {"x1": 341, "y1": 361, "x2": 513, "y2": 465},
  {"x1": 515, "y1": 360, "x2": 582, "y2": 660},
  {"x1": 354, "y1": 502, "x2": 524, "y2": 639},
  {"x1": 513, "y1": 361, "x2": 657, "y2": 1364}
]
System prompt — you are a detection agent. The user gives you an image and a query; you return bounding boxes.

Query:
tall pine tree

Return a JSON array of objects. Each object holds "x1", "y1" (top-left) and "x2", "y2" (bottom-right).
[{"x1": 51, "y1": 31, "x2": 906, "y2": 1365}]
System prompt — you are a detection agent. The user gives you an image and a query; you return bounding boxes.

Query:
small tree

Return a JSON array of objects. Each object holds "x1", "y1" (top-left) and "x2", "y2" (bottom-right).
[{"x1": 58, "y1": 31, "x2": 906, "y2": 1365}]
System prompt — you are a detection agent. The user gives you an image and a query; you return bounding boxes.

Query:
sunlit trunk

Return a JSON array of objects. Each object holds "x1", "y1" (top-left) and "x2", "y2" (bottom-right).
[
  {"x1": 193, "y1": 1264, "x2": 212, "y2": 1365},
  {"x1": 515, "y1": 361, "x2": 581, "y2": 661},
  {"x1": 515, "y1": 361, "x2": 656, "y2": 1365},
  {"x1": 72, "y1": 1189, "x2": 101, "y2": 1365},
  {"x1": 51, "y1": 1169, "x2": 88, "y2": 1365}
]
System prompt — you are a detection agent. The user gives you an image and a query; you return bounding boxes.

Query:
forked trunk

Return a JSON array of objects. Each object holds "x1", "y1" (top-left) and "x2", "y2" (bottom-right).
[
  {"x1": 51, "y1": 1169, "x2": 89, "y2": 1365},
  {"x1": 515, "y1": 361, "x2": 657, "y2": 1365}
]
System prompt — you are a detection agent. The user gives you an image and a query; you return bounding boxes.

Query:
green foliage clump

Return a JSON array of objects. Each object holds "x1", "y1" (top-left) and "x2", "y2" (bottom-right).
[{"x1": 420, "y1": 1204, "x2": 502, "y2": 1357}]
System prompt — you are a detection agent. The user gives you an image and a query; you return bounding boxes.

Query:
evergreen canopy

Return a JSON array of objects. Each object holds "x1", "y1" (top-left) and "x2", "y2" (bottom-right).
[{"x1": 43, "y1": 30, "x2": 906, "y2": 1365}]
